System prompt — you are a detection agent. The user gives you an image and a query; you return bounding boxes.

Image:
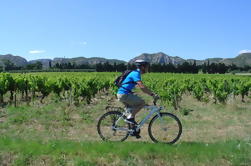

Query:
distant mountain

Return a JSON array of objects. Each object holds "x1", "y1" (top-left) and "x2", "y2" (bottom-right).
[
  {"x1": 0, "y1": 54, "x2": 27, "y2": 66},
  {"x1": 1, "y1": 51, "x2": 251, "y2": 69},
  {"x1": 0, "y1": 54, "x2": 126, "y2": 68},
  {"x1": 186, "y1": 58, "x2": 224, "y2": 65},
  {"x1": 29, "y1": 59, "x2": 52, "y2": 69},
  {"x1": 129, "y1": 52, "x2": 186, "y2": 65},
  {"x1": 129, "y1": 52, "x2": 251, "y2": 67},
  {"x1": 221, "y1": 53, "x2": 251, "y2": 67},
  {"x1": 52, "y1": 57, "x2": 126, "y2": 66},
  {"x1": 86, "y1": 57, "x2": 125, "y2": 65}
]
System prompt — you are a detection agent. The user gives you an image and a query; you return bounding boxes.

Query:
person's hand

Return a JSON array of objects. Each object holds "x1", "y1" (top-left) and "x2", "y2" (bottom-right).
[
  {"x1": 151, "y1": 93, "x2": 159, "y2": 105},
  {"x1": 152, "y1": 93, "x2": 160, "y2": 100},
  {"x1": 154, "y1": 94, "x2": 160, "y2": 100}
]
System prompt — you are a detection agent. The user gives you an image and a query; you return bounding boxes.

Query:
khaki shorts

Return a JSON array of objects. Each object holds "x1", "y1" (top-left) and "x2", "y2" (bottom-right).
[{"x1": 117, "y1": 94, "x2": 145, "y2": 110}]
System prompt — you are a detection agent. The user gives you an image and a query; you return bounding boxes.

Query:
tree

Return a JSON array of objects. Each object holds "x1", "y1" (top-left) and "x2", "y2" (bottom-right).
[
  {"x1": 2, "y1": 60, "x2": 21, "y2": 71},
  {"x1": 116, "y1": 63, "x2": 127, "y2": 72},
  {"x1": 26, "y1": 62, "x2": 43, "y2": 70},
  {"x1": 49, "y1": 61, "x2": 52, "y2": 68},
  {"x1": 96, "y1": 63, "x2": 103, "y2": 72},
  {"x1": 217, "y1": 63, "x2": 228, "y2": 74}
]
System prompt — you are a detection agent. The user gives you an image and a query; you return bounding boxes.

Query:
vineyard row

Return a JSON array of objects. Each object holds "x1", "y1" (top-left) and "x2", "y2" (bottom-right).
[{"x1": 0, "y1": 73, "x2": 250, "y2": 108}]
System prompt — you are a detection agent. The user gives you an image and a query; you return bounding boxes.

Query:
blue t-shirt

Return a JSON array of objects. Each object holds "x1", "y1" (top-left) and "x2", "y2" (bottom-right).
[{"x1": 117, "y1": 69, "x2": 141, "y2": 94}]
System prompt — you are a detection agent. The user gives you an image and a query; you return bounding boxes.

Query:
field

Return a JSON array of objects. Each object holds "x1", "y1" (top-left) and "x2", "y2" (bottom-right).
[{"x1": 0, "y1": 72, "x2": 251, "y2": 166}]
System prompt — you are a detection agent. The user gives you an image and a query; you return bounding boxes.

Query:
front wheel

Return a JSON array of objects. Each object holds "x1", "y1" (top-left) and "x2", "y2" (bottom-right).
[
  {"x1": 97, "y1": 111, "x2": 129, "y2": 142},
  {"x1": 148, "y1": 113, "x2": 182, "y2": 144}
]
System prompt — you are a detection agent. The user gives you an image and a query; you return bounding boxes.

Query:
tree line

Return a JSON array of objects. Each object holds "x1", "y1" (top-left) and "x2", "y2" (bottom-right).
[
  {"x1": 1, "y1": 59, "x2": 251, "y2": 73},
  {"x1": 0, "y1": 60, "x2": 43, "y2": 71},
  {"x1": 96, "y1": 61, "x2": 251, "y2": 74}
]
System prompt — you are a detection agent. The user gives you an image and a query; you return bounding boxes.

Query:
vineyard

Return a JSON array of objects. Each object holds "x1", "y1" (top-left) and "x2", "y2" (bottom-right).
[
  {"x1": 1, "y1": 72, "x2": 251, "y2": 165},
  {"x1": 0, "y1": 72, "x2": 250, "y2": 109}
]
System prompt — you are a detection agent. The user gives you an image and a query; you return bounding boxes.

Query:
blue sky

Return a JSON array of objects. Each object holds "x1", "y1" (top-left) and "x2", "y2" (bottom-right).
[{"x1": 0, "y1": 0, "x2": 251, "y2": 61}]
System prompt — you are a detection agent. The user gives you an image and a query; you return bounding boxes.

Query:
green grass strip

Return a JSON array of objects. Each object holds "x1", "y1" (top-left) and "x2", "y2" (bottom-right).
[{"x1": 0, "y1": 137, "x2": 251, "y2": 165}]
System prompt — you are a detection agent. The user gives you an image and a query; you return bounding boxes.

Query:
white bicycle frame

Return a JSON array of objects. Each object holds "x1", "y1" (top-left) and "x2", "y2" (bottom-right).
[{"x1": 113, "y1": 105, "x2": 163, "y2": 132}]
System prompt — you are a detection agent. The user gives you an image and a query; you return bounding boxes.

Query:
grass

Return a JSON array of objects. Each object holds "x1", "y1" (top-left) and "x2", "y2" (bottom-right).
[
  {"x1": 0, "y1": 137, "x2": 251, "y2": 166},
  {"x1": 0, "y1": 92, "x2": 251, "y2": 165},
  {"x1": 178, "y1": 96, "x2": 251, "y2": 143}
]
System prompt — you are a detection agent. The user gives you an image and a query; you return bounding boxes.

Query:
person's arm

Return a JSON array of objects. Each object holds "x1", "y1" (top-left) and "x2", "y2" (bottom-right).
[{"x1": 136, "y1": 81, "x2": 155, "y2": 96}]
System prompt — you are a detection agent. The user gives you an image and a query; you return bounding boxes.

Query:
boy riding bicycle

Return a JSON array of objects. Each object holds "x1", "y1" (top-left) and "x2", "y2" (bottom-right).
[{"x1": 117, "y1": 59, "x2": 159, "y2": 138}]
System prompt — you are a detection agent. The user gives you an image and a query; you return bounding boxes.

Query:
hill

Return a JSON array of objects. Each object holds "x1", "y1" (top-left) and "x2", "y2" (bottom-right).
[
  {"x1": 129, "y1": 52, "x2": 186, "y2": 65},
  {"x1": 130, "y1": 52, "x2": 251, "y2": 67},
  {"x1": 29, "y1": 59, "x2": 52, "y2": 69},
  {"x1": 0, "y1": 54, "x2": 126, "y2": 68},
  {"x1": 1, "y1": 52, "x2": 251, "y2": 68},
  {"x1": 221, "y1": 53, "x2": 251, "y2": 66},
  {"x1": 0, "y1": 54, "x2": 27, "y2": 66},
  {"x1": 52, "y1": 57, "x2": 125, "y2": 66}
]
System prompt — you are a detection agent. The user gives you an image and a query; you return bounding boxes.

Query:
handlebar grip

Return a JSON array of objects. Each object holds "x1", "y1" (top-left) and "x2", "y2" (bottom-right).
[
  {"x1": 152, "y1": 95, "x2": 160, "y2": 105},
  {"x1": 153, "y1": 98, "x2": 158, "y2": 105}
]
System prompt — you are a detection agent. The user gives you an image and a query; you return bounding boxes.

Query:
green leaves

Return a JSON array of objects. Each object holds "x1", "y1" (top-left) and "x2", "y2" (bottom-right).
[
  {"x1": 0, "y1": 72, "x2": 250, "y2": 107},
  {"x1": 143, "y1": 73, "x2": 251, "y2": 109}
]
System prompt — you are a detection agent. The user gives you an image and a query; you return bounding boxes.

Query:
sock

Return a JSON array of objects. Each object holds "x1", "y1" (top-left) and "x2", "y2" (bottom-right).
[{"x1": 127, "y1": 114, "x2": 133, "y2": 119}]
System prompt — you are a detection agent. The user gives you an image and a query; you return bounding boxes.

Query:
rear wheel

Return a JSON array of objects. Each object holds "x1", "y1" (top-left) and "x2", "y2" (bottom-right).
[
  {"x1": 97, "y1": 111, "x2": 129, "y2": 142},
  {"x1": 148, "y1": 113, "x2": 182, "y2": 144}
]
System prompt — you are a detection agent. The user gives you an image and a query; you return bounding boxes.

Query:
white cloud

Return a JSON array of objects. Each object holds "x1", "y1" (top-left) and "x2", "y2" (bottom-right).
[
  {"x1": 29, "y1": 50, "x2": 46, "y2": 54},
  {"x1": 79, "y1": 41, "x2": 87, "y2": 45},
  {"x1": 70, "y1": 41, "x2": 87, "y2": 46},
  {"x1": 239, "y1": 50, "x2": 251, "y2": 54}
]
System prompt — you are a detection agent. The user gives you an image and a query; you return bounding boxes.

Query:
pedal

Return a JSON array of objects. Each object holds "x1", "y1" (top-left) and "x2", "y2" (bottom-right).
[{"x1": 129, "y1": 129, "x2": 141, "y2": 139}]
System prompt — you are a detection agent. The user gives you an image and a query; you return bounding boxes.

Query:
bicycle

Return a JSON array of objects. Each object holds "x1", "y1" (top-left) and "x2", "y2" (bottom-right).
[{"x1": 97, "y1": 98, "x2": 182, "y2": 144}]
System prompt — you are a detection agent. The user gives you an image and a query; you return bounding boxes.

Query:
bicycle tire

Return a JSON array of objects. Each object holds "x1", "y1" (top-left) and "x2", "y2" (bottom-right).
[
  {"x1": 97, "y1": 111, "x2": 129, "y2": 142},
  {"x1": 148, "y1": 112, "x2": 182, "y2": 144}
]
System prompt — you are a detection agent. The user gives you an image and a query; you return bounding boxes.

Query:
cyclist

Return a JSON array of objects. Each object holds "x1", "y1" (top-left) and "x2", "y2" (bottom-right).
[{"x1": 117, "y1": 59, "x2": 158, "y2": 138}]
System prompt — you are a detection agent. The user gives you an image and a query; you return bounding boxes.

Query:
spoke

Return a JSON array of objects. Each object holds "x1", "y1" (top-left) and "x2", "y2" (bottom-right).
[
  {"x1": 149, "y1": 113, "x2": 182, "y2": 144},
  {"x1": 98, "y1": 111, "x2": 129, "y2": 142}
]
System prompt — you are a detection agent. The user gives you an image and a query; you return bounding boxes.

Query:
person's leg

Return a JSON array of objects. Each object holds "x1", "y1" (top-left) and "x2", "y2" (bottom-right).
[
  {"x1": 117, "y1": 94, "x2": 143, "y2": 138},
  {"x1": 117, "y1": 93, "x2": 145, "y2": 119},
  {"x1": 125, "y1": 94, "x2": 144, "y2": 138},
  {"x1": 126, "y1": 94, "x2": 145, "y2": 119},
  {"x1": 130, "y1": 104, "x2": 144, "y2": 118}
]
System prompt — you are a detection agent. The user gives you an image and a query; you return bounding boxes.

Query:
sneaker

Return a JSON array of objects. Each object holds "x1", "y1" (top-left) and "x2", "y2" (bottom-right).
[
  {"x1": 126, "y1": 118, "x2": 141, "y2": 139},
  {"x1": 131, "y1": 130, "x2": 141, "y2": 139}
]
